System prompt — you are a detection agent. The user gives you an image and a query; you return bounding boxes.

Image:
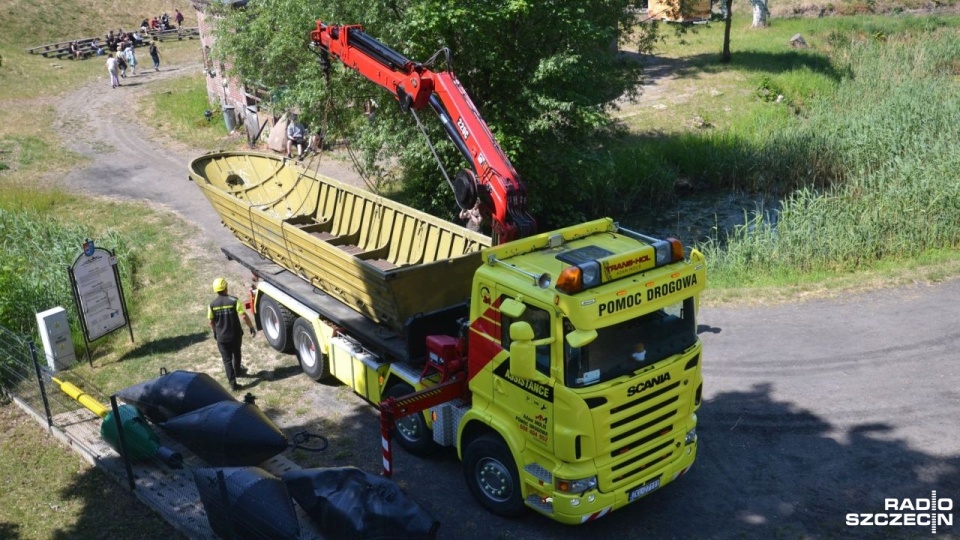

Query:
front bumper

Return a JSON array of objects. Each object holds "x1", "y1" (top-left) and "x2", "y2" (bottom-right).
[{"x1": 525, "y1": 437, "x2": 698, "y2": 525}]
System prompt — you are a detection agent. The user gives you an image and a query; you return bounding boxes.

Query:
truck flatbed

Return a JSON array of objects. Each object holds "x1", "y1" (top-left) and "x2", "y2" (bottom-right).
[{"x1": 223, "y1": 242, "x2": 411, "y2": 363}]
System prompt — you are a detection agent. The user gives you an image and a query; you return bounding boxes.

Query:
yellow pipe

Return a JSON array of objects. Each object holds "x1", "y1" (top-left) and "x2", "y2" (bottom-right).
[{"x1": 51, "y1": 377, "x2": 108, "y2": 418}]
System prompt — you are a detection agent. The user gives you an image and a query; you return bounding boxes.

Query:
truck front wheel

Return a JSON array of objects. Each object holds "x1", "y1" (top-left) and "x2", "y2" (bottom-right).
[
  {"x1": 383, "y1": 382, "x2": 437, "y2": 456},
  {"x1": 292, "y1": 318, "x2": 328, "y2": 380},
  {"x1": 258, "y1": 295, "x2": 293, "y2": 352},
  {"x1": 463, "y1": 433, "x2": 526, "y2": 518}
]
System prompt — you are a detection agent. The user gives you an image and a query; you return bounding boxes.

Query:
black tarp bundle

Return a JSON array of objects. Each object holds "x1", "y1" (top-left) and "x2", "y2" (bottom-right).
[
  {"x1": 283, "y1": 467, "x2": 440, "y2": 540},
  {"x1": 193, "y1": 467, "x2": 300, "y2": 540},
  {"x1": 159, "y1": 401, "x2": 289, "y2": 466},
  {"x1": 116, "y1": 370, "x2": 235, "y2": 423}
]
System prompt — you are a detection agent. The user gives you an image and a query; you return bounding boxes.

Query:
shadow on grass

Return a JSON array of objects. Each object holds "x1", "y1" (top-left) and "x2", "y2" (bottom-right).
[
  {"x1": 51, "y1": 464, "x2": 183, "y2": 540},
  {"x1": 235, "y1": 364, "x2": 303, "y2": 391},
  {"x1": 0, "y1": 523, "x2": 21, "y2": 539},
  {"x1": 117, "y1": 332, "x2": 208, "y2": 361},
  {"x1": 623, "y1": 47, "x2": 846, "y2": 83},
  {"x1": 691, "y1": 49, "x2": 847, "y2": 81}
]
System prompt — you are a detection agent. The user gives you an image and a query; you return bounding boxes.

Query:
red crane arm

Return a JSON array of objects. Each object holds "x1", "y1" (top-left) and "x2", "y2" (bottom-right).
[{"x1": 310, "y1": 21, "x2": 536, "y2": 243}]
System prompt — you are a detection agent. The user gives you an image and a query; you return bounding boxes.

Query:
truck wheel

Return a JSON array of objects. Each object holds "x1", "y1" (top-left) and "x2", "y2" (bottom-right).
[
  {"x1": 383, "y1": 382, "x2": 437, "y2": 456},
  {"x1": 463, "y1": 434, "x2": 526, "y2": 518},
  {"x1": 258, "y1": 295, "x2": 293, "y2": 352},
  {"x1": 293, "y1": 318, "x2": 328, "y2": 380}
]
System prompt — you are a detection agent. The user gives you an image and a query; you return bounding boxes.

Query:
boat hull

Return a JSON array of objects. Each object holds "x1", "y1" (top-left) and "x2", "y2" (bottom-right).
[{"x1": 189, "y1": 152, "x2": 490, "y2": 334}]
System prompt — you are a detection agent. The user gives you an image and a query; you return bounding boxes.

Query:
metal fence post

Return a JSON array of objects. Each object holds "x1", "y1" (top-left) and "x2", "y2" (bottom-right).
[
  {"x1": 29, "y1": 341, "x2": 53, "y2": 430},
  {"x1": 109, "y1": 395, "x2": 136, "y2": 491}
]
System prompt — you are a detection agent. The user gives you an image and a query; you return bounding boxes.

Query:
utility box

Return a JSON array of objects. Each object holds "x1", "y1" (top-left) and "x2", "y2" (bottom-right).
[{"x1": 36, "y1": 307, "x2": 76, "y2": 371}]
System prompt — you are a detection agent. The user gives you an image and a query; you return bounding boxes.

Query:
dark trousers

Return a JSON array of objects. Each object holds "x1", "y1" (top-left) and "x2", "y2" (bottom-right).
[{"x1": 217, "y1": 338, "x2": 243, "y2": 383}]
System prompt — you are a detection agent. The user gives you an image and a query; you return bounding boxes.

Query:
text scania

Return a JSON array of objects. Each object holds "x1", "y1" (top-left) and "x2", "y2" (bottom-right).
[
  {"x1": 648, "y1": 275, "x2": 698, "y2": 301},
  {"x1": 627, "y1": 373, "x2": 671, "y2": 397},
  {"x1": 599, "y1": 292, "x2": 643, "y2": 316}
]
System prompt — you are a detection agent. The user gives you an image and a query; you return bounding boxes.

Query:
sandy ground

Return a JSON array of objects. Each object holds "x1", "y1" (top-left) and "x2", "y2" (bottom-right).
[{"x1": 47, "y1": 54, "x2": 960, "y2": 539}]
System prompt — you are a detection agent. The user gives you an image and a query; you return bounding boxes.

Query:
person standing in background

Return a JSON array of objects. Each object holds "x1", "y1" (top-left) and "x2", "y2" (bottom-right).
[
  {"x1": 106, "y1": 53, "x2": 120, "y2": 88},
  {"x1": 124, "y1": 42, "x2": 137, "y2": 76},
  {"x1": 149, "y1": 42, "x2": 160, "y2": 71}
]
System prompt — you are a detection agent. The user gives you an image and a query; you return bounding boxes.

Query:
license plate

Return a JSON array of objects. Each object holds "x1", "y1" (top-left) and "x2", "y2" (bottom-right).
[{"x1": 628, "y1": 478, "x2": 661, "y2": 502}]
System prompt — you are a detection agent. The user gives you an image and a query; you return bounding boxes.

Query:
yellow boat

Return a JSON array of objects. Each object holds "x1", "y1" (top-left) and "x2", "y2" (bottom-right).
[{"x1": 189, "y1": 151, "x2": 491, "y2": 334}]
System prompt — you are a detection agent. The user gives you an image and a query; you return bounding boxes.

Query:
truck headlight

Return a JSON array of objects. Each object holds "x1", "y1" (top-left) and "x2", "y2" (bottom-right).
[
  {"x1": 556, "y1": 475, "x2": 597, "y2": 494},
  {"x1": 684, "y1": 426, "x2": 697, "y2": 445},
  {"x1": 580, "y1": 261, "x2": 601, "y2": 288}
]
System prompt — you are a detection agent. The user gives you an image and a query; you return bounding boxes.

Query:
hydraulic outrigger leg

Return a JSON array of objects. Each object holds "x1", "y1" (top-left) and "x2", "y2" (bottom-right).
[{"x1": 378, "y1": 377, "x2": 467, "y2": 477}]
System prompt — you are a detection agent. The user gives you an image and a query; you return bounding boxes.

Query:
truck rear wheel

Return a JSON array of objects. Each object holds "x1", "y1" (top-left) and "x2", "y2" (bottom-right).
[
  {"x1": 463, "y1": 433, "x2": 526, "y2": 518},
  {"x1": 293, "y1": 318, "x2": 328, "y2": 380},
  {"x1": 258, "y1": 295, "x2": 293, "y2": 352},
  {"x1": 383, "y1": 382, "x2": 437, "y2": 456}
]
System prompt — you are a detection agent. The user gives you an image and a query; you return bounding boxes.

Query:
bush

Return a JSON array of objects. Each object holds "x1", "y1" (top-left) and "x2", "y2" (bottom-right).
[{"x1": 0, "y1": 208, "x2": 138, "y2": 376}]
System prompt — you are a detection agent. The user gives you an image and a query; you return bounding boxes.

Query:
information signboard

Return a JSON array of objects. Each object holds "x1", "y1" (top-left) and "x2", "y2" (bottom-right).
[{"x1": 68, "y1": 240, "x2": 133, "y2": 350}]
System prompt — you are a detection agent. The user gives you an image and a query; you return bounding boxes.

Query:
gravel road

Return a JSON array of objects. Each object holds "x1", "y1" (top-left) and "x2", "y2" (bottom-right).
[{"x1": 52, "y1": 58, "x2": 959, "y2": 539}]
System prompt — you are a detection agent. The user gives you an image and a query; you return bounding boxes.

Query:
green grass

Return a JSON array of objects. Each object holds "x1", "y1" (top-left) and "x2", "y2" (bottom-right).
[
  {"x1": 146, "y1": 73, "x2": 233, "y2": 149},
  {"x1": 0, "y1": 401, "x2": 178, "y2": 540}
]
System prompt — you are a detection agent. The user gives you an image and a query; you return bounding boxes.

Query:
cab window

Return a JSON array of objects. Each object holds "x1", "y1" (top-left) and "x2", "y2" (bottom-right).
[{"x1": 501, "y1": 299, "x2": 552, "y2": 377}]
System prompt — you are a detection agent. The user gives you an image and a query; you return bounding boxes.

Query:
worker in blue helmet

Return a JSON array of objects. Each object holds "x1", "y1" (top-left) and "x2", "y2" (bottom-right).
[{"x1": 208, "y1": 277, "x2": 256, "y2": 390}]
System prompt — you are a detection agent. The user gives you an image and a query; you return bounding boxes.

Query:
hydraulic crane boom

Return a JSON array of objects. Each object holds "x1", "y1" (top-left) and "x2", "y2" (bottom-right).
[{"x1": 310, "y1": 21, "x2": 536, "y2": 243}]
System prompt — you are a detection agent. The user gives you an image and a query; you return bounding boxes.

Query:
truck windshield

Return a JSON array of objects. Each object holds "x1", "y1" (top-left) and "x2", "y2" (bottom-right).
[{"x1": 564, "y1": 297, "x2": 697, "y2": 388}]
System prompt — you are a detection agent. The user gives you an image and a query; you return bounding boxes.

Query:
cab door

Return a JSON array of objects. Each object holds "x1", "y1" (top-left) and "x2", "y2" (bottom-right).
[{"x1": 493, "y1": 295, "x2": 555, "y2": 452}]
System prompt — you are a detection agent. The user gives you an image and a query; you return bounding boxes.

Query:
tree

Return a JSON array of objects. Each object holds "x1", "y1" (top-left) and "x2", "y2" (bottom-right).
[
  {"x1": 722, "y1": 0, "x2": 733, "y2": 62},
  {"x1": 752, "y1": 0, "x2": 769, "y2": 27},
  {"x1": 210, "y1": 0, "x2": 644, "y2": 228}
]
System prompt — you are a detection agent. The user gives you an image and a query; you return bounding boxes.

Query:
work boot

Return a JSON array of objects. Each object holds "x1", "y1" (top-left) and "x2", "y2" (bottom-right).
[
  {"x1": 237, "y1": 366, "x2": 249, "y2": 377},
  {"x1": 229, "y1": 379, "x2": 240, "y2": 391}
]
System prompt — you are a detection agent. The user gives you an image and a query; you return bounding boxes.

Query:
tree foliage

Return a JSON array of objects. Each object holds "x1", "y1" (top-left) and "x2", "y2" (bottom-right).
[{"x1": 211, "y1": 0, "x2": 643, "y2": 228}]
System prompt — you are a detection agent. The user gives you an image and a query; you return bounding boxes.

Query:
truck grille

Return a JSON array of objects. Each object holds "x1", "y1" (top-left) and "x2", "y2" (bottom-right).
[{"x1": 595, "y1": 375, "x2": 686, "y2": 492}]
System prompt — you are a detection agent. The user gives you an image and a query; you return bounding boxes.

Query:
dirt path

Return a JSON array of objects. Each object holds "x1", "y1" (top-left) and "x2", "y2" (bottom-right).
[
  {"x1": 49, "y1": 56, "x2": 960, "y2": 539},
  {"x1": 53, "y1": 61, "x2": 364, "y2": 251}
]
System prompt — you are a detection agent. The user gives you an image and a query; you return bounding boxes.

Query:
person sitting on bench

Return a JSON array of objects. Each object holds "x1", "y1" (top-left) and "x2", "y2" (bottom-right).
[{"x1": 286, "y1": 113, "x2": 308, "y2": 159}]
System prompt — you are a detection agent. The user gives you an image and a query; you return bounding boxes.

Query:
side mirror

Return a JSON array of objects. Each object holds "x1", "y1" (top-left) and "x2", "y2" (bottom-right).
[
  {"x1": 500, "y1": 298, "x2": 526, "y2": 318},
  {"x1": 509, "y1": 321, "x2": 538, "y2": 380}
]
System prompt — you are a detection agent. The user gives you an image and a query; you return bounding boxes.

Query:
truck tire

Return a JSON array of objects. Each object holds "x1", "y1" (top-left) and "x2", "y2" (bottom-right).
[
  {"x1": 463, "y1": 433, "x2": 526, "y2": 518},
  {"x1": 383, "y1": 382, "x2": 438, "y2": 456},
  {"x1": 293, "y1": 318, "x2": 328, "y2": 380},
  {"x1": 258, "y1": 295, "x2": 293, "y2": 352}
]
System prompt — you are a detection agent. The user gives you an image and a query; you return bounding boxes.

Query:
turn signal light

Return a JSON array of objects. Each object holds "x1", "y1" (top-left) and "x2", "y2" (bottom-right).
[
  {"x1": 556, "y1": 267, "x2": 583, "y2": 294},
  {"x1": 668, "y1": 237, "x2": 684, "y2": 262}
]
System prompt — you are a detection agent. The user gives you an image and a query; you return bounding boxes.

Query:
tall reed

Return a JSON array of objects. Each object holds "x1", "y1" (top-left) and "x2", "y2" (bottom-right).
[
  {"x1": 0, "y1": 208, "x2": 138, "y2": 364},
  {"x1": 700, "y1": 29, "x2": 960, "y2": 283}
]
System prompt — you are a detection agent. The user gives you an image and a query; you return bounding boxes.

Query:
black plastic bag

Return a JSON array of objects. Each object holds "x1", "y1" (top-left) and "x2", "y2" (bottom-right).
[
  {"x1": 283, "y1": 467, "x2": 439, "y2": 540},
  {"x1": 193, "y1": 467, "x2": 300, "y2": 540},
  {"x1": 116, "y1": 370, "x2": 235, "y2": 423}
]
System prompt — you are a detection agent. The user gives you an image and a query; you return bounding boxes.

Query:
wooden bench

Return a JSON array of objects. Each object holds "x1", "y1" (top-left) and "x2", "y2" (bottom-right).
[
  {"x1": 147, "y1": 27, "x2": 200, "y2": 42},
  {"x1": 27, "y1": 32, "x2": 153, "y2": 59}
]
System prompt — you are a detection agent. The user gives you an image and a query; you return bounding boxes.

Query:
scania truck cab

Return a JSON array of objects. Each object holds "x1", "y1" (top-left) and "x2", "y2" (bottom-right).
[{"x1": 444, "y1": 219, "x2": 705, "y2": 523}]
